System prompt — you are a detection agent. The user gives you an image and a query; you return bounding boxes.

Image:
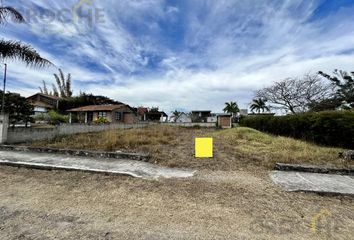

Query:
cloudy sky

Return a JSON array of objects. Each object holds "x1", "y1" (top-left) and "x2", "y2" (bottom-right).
[{"x1": 2, "y1": 0, "x2": 354, "y2": 113}]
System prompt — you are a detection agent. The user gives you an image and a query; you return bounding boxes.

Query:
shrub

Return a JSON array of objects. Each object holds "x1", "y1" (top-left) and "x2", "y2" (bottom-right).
[
  {"x1": 240, "y1": 111, "x2": 354, "y2": 148},
  {"x1": 94, "y1": 116, "x2": 109, "y2": 124},
  {"x1": 47, "y1": 110, "x2": 69, "y2": 125}
]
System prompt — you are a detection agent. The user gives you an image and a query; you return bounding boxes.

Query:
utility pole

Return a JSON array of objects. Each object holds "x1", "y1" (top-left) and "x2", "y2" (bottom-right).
[{"x1": 1, "y1": 63, "x2": 7, "y2": 116}]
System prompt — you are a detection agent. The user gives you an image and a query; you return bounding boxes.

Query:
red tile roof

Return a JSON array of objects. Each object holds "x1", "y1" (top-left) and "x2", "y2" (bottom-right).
[
  {"x1": 137, "y1": 107, "x2": 148, "y2": 115},
  {"x1": 67, "y1": 104, "x2": 128, "y2": 112}
]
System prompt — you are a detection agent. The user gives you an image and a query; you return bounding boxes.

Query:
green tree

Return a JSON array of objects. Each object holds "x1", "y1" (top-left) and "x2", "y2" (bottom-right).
[
  {"x1": 57, "y1": 93, "x2": 122, "y2": 114},
  {"x1": 0, "y1": 6, "x2": 51, "y2": 67},
  {"x1": 250, "y1": 98, "x2": 270, "y2": 113},
  {"x1": 171, "y1": 110, "x2": 182, "y2": 122},
  {"x1": 149, "y1": 107, "x2": 159, "y2": 113},
  {"x1": 223, "y1": 101, "x2": 240, "y2": 117},
  {"x1": 0, "y1": 91, "x2": 33, "y2": 127},
  {"x1": 318, "y1": 70, "x2": 354, "y2": 109}
]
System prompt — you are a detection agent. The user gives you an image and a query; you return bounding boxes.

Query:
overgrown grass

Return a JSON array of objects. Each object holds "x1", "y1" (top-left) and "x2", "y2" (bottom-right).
[
  {"x1": 29, "y1": 126, "x2": 347, "y2": 170},
  {"x1": 41, "y1": 125, "x2": 179, "y2": 151},
  {"x1": 211, "y1": 127, "x2": 344, "y2": 168}
]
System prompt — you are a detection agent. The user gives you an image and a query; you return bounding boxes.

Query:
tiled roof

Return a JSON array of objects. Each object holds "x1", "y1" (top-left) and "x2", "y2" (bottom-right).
[
  {"x1": 27, "y1": 93, "x2": 62, "y2": 100},
  {"x1": 67, "y1": 104, "x2": 127, "y2": 112}
]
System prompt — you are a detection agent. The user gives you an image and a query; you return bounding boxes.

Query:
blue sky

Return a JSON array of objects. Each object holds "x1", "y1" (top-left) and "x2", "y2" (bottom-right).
[{"x1": 2, "y1": 0, "x2": 354, "y2": 113}]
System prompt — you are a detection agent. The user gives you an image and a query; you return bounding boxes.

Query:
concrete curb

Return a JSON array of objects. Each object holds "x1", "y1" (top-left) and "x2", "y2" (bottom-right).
[
  {"x1": 0, "y1": 145, "x2": 150, "y2": 162},
  {"x1": 275, "y1": 163, "x2": 354, "y2": 176}
]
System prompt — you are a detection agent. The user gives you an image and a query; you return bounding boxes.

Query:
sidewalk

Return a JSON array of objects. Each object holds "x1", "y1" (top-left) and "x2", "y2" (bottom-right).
[
  {"x1": 0, "y1": 150, "x2": 195, "y2": 180},
  {"x1": 271, "y1": 170, "x2": 354, "y2": 195}
]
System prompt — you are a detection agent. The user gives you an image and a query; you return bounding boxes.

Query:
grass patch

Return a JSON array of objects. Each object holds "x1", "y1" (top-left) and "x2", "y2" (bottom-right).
[
  {"x1": 211, "y1": 127, "x2": 344, "y2": 168},
  {"x1": 29, "y1": 126, "x2": 347, "y2": 170}
]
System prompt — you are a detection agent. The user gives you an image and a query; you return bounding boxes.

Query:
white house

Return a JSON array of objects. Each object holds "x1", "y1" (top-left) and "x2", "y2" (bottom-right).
[{"x1": 175, "y1": 113, "x2": 192, "y2": 123}]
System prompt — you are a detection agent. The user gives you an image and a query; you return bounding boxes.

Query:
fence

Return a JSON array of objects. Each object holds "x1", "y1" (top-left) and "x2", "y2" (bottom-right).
[
  {"x1": 0, "y1": 115, "x2": 219, "y2": 144},
  {"x1": 161, "y1": 122, "x2": 216, "y2": 127},
  {"x1": 5, "y1": 122, "x2": 149, "y2": 144}
]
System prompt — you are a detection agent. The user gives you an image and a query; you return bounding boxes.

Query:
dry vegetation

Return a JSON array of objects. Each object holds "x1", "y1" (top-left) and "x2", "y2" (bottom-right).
[
  {"x1": 29, "y1": 125, "x2": 346, "y2": 170},
  {"x1": 3, "y1": 126, "x2": 353, "y2": 239}
]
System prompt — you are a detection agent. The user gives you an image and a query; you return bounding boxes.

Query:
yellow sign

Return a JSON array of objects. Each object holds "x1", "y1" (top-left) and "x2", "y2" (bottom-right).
[{"x1": 195, "y1": 138, "x2": 213, "y2": 158}]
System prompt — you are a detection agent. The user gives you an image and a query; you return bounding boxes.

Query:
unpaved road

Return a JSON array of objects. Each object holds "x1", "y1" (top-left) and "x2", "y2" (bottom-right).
[{"x1": 0, "y1": 166, "x2": 353, "y2": 239}]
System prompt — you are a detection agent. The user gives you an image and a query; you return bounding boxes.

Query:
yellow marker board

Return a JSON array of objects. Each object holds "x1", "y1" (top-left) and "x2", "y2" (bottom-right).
[{"x1": 195, "y1": 138, "x2": 213, "y2": 158}]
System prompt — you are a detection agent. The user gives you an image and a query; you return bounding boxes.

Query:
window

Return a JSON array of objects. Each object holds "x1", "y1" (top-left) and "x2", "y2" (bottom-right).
[
  {"x1": 98, "y1": 112, "x2": 107, "y2": 118},
  {"x1": 116, "y1": 112, "x2": 122, "y2": 121}
]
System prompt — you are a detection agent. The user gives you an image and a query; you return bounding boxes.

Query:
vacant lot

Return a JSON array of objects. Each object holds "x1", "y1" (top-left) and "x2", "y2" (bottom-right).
[
  {"x1": 1, "y1": 126, "x2": 352, "y2": 239},
  {"x1": 30, "y1": 126, "x2": 348, "y2": 170}
]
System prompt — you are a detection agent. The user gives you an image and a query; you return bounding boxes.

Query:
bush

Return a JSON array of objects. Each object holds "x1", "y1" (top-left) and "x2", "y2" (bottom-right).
[
  {"x1": 240, "y1": 111, "x2": 354, "y2": 148},
  {"x1": 94, "y1": 117, "x2": 109, "y2": 124},
  {"x1": 47, "y1": 110, "x2": 69, "y2": 125}
]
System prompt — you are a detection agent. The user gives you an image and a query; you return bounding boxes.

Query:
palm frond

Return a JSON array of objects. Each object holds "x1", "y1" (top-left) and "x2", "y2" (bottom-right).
[
  {"x1": 0, "y1": 7, "x2": 25, "y2": 24},
  {"x1": 0, "y1": 40, "x2": 53, "y2": 67}
]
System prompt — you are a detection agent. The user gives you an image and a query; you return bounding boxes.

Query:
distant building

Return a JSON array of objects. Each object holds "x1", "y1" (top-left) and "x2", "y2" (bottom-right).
[
  {"x1": 27, "y1": 93, "x2": 61, "y2": 115},
  {"x1": 175, "y1": 113, "x2": 192, "y2": 123},
  {"x1": 191, "y1": 110, "x2": 212, "y2": 123},
  {"x1": 67, "y1": 104, "x2": 137, "y2": 124},
  {"x1": 217, "y1": 114, "x2": 232, "y2": 128},
  {"x1": 137, "y1": 107, "x2": 168, "y2": 122},
  {"x1": 145, "y1": 111, "x2": 168, "y2": 122}
]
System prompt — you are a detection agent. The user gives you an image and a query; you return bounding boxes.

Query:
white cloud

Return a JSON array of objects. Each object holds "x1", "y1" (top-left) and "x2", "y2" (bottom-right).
[{"x1": 2, "y1": 0, "x2": 354, "y2": 114}]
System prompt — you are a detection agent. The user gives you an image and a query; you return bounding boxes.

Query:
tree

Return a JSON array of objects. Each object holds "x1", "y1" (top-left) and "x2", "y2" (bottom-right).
[
  {"x1": 0, "y1": 91, "x2": 33, "y2": 127},
  {"x1": 39, "y1": 69, "x2": 73, "y2": 98},
  {"x1": 53, "y1": 69, "x2": 73, "y2": 98},
  {"x1": 57, "y1": 93, "x2": 122, "y2": 114},
  {"x1": 149, "y1": 107, "x2": 159, "y2": 113},
  {"x1": 223, "y1": 101, "x2": 240, "y2": 117},
  {"x1": 171, "y1": 110, "x2": 182, "y2": 122},
  {"x1": 256, "y1": 74, "x2": 333, "y2": 114},
  {"x1": 318, "y1": 70, "x2": 354, "y2": 109},
  {"x1": 250, "y1": 98, "x2": 270, "y2": 113},
  {"x1": 0, "y1": 6, "x2": 51, "y2": 67}
]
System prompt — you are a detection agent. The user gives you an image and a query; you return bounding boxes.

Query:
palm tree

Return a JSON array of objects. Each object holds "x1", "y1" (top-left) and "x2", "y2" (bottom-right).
[
  {"x1": 0, "y1": 6, "x2": 51, "y2": 67},
  {"x1": 250, "y1": 98, "x2": 270, "y2": 113},
  {"x1": 53, "y1": 69, "x2": 73, "y2": 98},
  {"x1": 223, "y1": 101, "x2": 240, "y2": 117}
]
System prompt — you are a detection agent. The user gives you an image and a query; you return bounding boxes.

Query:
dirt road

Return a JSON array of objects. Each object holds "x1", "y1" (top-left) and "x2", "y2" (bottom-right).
[{"x1": 0, "y1": 166, "x2": 353, "y2": 239}]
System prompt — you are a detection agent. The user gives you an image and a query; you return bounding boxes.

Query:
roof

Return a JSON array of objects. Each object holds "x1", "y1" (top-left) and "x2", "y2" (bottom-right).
[
  {"x1": 67, "y1": 104, "x2": 128, "y2": 112},
  {"x1": 191, "y1": 110, "x2": 212, "y2": 113},
  {"x1": 217, "y1": 114, "x2": 232, "y2": 117},
  {"x1": 30, "y1": 101, "x2": 54, "y2": 109},
  {"x1": 146, "y1": 111, "x2": 168, "y2": 117},
  {"x1": 137, "y1": 107, "x2": 148, "y2": 115},
  {"x1": 27, "y1": 93, "x2": 61, "y2": 100}
]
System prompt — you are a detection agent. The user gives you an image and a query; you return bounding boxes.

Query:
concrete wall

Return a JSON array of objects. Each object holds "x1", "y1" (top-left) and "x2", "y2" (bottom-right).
[
  {"x1": 0, "y1": 114, "x2": 9, "y2": 144},
  {"x1": 6, "y1": 122, "x2": 149, "y2": 144},
  {"x1": 161, "y1": 122, "x2": 216, "y2": 127}
]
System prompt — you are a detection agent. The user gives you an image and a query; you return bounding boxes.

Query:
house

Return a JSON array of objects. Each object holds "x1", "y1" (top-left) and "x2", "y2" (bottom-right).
[
  {"x1": 191, "y1": 110, "x2": 212, "y2": 123},
  {"x1": 67, "y1": 104, "x2": 137, "y2": 124},
  {"x1": 175, "y1": 113, "x2": 192, "y2": 123},
  {"x1": 136, "y1": 107, "x2": 148, "y2": 121},
  {"x1": 207, "y1": 113, "x2": 218, "y2": 123},
  {"x1": 137, "y1": 107, "x2": 168, "y2": 122},
  {"x1": 145, "y1": 111, "x2": 168, "y2": 122},
  {"x1": 27, "y1": 93, "x2": 61, "y2": 115},
  {"x1": 217, "y1": 114, "x2": 232, "y2": 128}
]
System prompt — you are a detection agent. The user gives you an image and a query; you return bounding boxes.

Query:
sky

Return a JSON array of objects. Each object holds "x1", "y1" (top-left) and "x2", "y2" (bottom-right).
[{"x1": 1, "y1": 0, "x2": 354, "y2": 113}]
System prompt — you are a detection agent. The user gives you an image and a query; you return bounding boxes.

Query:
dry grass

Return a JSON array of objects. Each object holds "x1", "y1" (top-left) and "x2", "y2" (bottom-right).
[
  {"x1": 29, "y1": 125, "x2": 347, "y2": 170},
  {"x1": 0, "y1": 166, "x2": 353, "y2": 239}
]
